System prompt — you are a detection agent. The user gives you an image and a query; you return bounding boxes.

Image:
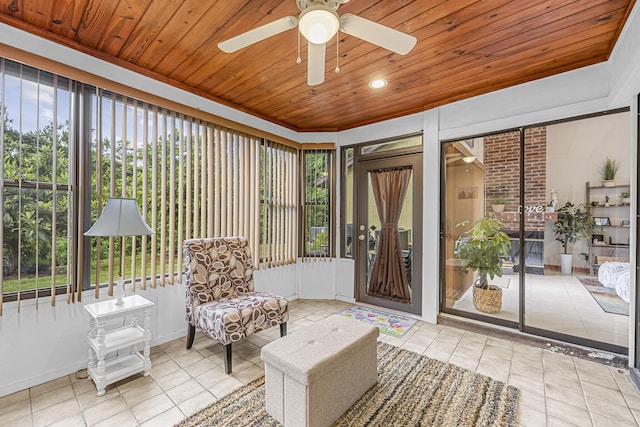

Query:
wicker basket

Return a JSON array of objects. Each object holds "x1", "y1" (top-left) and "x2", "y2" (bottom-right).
[{"x1": 472, "y1": 285, "x2": 502, "y2": 314}]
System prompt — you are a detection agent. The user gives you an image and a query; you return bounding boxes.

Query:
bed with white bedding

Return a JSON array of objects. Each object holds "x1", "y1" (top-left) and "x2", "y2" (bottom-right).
[{"x1": 598, "y1": 262, "x2": 631, "y2": 303}]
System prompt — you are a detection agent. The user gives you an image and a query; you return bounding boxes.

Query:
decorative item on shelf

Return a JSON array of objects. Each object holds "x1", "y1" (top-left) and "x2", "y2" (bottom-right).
[
  {"x1": 600, "y1": 157, "x2": 619, "y2": 187},
  {"x1": 85, "y1": 197, "x2": 154, "y2": 305},
  {"x1": 491, "y1": 198, "x2": 506, "y2": 213},
  {"x1": 553, "y1": 201, "x2": 593, "y2": 274},
  {"x1": 547, "y1": 187, "x2": 558, "y2": 212},
  {"x1": 454, "y1": 217, "x2": 512, "y2": 313},
  {"x1": 605, "y1": 195, "x2": 610, "y2": 207},
  {"x1": 620, "y1": 191, "x2": 631, "y2": 205}
]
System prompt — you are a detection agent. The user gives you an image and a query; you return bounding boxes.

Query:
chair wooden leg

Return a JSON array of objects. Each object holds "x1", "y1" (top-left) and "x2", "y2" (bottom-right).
[
  {"x1": 223, "y1": 343, "x2": 232, "y2": 374},
  {"x1": 186, "y1": 324, "x2": 196, "y2": 349},
  {"x1": 280, "y1": 322, "x2": 287, "y2": 337}
]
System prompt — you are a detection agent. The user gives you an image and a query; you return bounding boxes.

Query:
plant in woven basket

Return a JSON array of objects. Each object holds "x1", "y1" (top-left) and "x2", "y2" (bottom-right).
[{"x1": 454, "y1": 217, "x2": 511, "y2": 289}]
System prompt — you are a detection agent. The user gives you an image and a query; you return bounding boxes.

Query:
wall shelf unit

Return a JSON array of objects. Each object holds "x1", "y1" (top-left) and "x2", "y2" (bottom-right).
[{"x1": 585, "y1": 182, "x2": 630, "y2": 275}]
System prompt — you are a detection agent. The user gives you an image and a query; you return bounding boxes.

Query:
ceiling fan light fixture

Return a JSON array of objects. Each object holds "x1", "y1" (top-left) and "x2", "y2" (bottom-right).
[
  {"x1": 299, "y1": 7, "x2": 340, "y2": 44},
  {"x1": 369, "y1": 79, "x2": 387, "y2": 88}
]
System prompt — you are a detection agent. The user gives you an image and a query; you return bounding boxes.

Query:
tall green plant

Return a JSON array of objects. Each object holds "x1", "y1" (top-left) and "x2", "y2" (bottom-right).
[
  {"x1": 454, "y1": 217, "x2": 511, "y2": 289},
  {"x1": 553, "y1": 202, "x2": 592, "y2": 254}
]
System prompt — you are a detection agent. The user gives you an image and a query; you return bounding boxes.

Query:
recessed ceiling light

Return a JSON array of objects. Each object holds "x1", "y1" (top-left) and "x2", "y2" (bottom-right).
[{"x1": 369, "y1": 79, "x2": 387, "y2": 89}]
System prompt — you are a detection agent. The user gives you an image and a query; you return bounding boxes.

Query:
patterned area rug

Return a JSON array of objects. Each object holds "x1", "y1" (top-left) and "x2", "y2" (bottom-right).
[
  {"x1": 577, "y1": 277, "x2": 628, "y2": 316},
  {"x1": 338, "y1": 305, "x2": 417, "y2": 337},
  {"x1": 175, "y1": 342, "x2": 518, "y2": 427}
]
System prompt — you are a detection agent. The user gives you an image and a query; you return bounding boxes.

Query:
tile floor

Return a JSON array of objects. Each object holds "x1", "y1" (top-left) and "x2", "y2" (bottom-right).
[
  {"x1": 1, "y1": 299, "x2": 640, "y2": 426},
  {"x1": 452, "y1": 272, "x2": 630, "y2": 347}
]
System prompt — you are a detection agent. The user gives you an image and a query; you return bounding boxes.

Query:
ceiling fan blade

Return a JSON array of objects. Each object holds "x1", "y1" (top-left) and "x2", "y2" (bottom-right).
[
  {"x1": 218, "y1": 16, "x2": 298, "y2": 53},
  {"x1": 307, "y1": 41, "x2": 326, "y2": 86},
  {"x1": 340, "y1": 13, "x2": 416, "y2": 55}
]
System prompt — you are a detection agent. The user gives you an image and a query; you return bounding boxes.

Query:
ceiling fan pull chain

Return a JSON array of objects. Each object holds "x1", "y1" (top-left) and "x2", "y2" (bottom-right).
[
  {"x1": 335, "y1": 32, "x2": 340, "y2": 73},
  {"x1": 296, "y1": 30, "x2": 302, "y2": 64}
]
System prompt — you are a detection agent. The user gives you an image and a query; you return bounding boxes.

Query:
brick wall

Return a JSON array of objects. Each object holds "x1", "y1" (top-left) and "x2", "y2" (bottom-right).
[{"x1": 484, "y1": 127, "x2": 547, "y2": 232}]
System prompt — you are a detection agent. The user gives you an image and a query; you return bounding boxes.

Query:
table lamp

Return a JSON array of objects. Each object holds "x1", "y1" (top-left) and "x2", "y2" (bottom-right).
[{"x1": 85, "y1": 197, "x2": 154, "y2": 305}]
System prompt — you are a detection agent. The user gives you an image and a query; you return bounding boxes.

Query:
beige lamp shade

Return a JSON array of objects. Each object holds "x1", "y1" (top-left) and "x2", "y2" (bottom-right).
[{"x1": 85, "y1": 198, "x2": 154, "y2": 237}]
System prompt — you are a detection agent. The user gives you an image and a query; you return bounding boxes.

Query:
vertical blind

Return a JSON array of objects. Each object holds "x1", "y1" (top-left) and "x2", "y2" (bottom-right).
[
  {"x1": 261, "y1": 140, "x2": 298, "y2": 268},
  {"x1": 301, "y1": 149, "x2": 333, "y2": 260},
  {"x1": 0, "y1": 57, "x2": 302, "y2": 314},
  {"x1": 89, "y1": 89, "x2": 299, "y2": 298},
  {"x1": 0, "y1": 59, "x2": 75, "y2": 313}
]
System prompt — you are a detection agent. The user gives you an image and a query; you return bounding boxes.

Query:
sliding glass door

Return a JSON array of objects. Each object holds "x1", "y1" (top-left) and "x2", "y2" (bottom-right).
[
  {"x1": 442, "y1": 110, "x2": 630, "y2": 353},
  {"x1": 523, "y1": 115, "x2": 630, "y2": 352},
  {"x1": 442, "y1": 132, "x2": 520, "y2": 326}
]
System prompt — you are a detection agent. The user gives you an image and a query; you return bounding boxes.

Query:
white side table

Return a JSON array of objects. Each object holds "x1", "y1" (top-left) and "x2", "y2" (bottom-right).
[{"x1": 84, "y1": 294, "x2": 154, "y2": 396}]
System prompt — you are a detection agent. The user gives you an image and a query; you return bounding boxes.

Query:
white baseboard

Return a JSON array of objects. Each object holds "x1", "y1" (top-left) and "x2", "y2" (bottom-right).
[
  {"x1": 0, "y1": 360, "x2": 87, "y2": 398},
  {"x1": 0, "y1": 328, "x2": 188, "y2": 398}
]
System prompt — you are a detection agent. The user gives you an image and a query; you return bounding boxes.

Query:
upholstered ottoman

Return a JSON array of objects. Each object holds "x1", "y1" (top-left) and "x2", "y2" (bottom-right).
[{"x1": 261, "y1": 314, "x2": 379, "y2": 427}]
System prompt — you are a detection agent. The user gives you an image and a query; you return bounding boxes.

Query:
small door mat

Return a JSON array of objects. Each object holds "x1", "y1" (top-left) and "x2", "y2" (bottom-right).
[{"x1": 338, "y1": 305, "x2": 418, "y2": 337}]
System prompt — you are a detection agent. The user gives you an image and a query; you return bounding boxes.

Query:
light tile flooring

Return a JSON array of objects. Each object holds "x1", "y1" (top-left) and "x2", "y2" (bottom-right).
[
  {"x1": 453, "y1": 272, "x2": 629, "y2": 347},
  {"x1": 1, "y1": 299, "x2": 640, "y2": 426}
]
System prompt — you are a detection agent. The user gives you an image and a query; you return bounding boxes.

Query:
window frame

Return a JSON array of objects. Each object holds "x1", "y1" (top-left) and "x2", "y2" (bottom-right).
[{"x1": 299, "y1": 148, "x2": 336, "y2": 259}]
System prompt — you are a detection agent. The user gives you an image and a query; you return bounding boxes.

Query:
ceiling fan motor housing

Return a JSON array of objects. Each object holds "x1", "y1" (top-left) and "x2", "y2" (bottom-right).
[{"x1": 296, "y1": 0, "x2": 346, "y2": 12}]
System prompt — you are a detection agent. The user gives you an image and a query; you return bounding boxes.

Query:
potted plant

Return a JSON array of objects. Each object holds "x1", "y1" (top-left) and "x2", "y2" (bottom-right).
[
  {"x1": 454, "y1": 217, "x2": 512, "y2": 313},
  {"x1": 620, "y1": 191, "x2": 631, "y2": 206},
  {"x1": 491, "y1": 198, "x2": 506, "y2": 213},
  {"x1": 553, "y1": 201, "x2": 592, "y2": 274},
  {"x1": 600, "y1": 157, "x2": 619, "y2": 187}
]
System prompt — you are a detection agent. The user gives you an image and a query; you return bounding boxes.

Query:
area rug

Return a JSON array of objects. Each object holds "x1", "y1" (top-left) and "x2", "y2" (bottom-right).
[
  {"x1": 338, "y1": 305, "x2": 417, "y2": 337},
  {"x1": 578, "y1": 277, "x2": 629, "y2": 316},
  {"x1": 175, "y1": 342, "x2": 518, "y2": 427}
]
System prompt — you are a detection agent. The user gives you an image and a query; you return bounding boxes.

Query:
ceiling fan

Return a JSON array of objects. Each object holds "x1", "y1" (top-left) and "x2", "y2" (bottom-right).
[{"x1": 218, "y1": 0, "x2": 417, "y2": 86}]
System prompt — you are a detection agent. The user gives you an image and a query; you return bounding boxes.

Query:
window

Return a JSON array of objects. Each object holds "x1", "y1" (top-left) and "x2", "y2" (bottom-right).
[
  {"x1": 301, "y1": 149, "x2": 334, "y2": 258},
  {"x1": 341, "y1": 147, "x2": 354, "y2": 257},
  {"x1": 1, "y1": 59, "x2": 75, "y2": 311},
  {"x1": 260, "y1": 140, "x2": 298, "y2": 267},
  {"x1": 0, "y1": 57, "x2": 301, "y2": 313}
]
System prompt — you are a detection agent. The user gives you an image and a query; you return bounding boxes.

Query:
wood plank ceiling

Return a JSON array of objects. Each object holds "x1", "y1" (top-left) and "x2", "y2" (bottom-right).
[{"x1": 0, "y1": 0, "x2": 635, "y2": 132}]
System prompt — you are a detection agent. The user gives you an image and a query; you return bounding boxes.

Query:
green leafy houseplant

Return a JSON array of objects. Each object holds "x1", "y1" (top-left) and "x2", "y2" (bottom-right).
[
  {"x1": 454, "y1": 217, "x2": 512, "y2": 289},
  {"x1": 600, "y1": 157, "x2": 619, "y2": 181},
  {"x1": 553, "y1": 202, "x2": 592, "y2": 254},
  {"x1": 492, "y1": 198, "x2": 506, "y2": 205}
]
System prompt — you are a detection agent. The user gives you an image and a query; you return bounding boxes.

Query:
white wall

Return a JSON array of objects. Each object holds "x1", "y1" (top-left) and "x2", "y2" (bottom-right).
[
  {"x1": 0, "y1": 283, "x2": 186, "y2": 398},
  {"x1": 544, "y1": 113, "x2": 631, "y2": 268},
  {"x1": 0, "y1": 269, "x2": 299, "y2": 398},
  {"x1": 2, "y1": 2, "x2": 640, "y2": 396}
]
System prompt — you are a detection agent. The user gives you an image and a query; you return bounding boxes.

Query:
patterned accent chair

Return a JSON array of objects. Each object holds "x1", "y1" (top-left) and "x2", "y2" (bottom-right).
[{"x1": 183, "y1": 236, "x2": 289, "y2": 374}]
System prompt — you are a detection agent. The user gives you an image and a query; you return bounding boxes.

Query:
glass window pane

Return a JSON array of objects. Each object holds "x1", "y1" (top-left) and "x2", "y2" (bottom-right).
[{"x1": 359, "y1": 135, "x2": 421, "y2": 155}]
